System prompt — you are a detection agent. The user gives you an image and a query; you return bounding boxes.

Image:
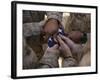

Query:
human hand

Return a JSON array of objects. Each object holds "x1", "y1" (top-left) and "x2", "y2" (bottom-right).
[
  {"x1": 59, "y1": 34, "x2": 83, "y2": 54},
  {"x1": 57, "y1": 35, "x2": 72, "y2": 58}
]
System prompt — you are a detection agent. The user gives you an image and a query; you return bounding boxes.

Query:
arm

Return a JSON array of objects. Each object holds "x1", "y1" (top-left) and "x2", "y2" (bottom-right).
[
  {"x1": 39, "y1": 45, "x2": 60, "y2": 68},
  {"x1": 57, "y1": 35, "x2": 78, "y2": 67}
]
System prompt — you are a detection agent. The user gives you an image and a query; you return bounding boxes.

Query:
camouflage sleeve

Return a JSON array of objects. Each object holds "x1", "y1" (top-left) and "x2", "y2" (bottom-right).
[
  {"x1": 46, "y1": 11, "x2": 63, "y2": 22},
  {"x1": 23, "y1": 39, "x2": 38, "y2": 69},
  {"x1": 39, "y1": 47, "x2": 60, "y2": 68},
  {"x1": 23, "y1": 12, "x2": 63, "y2": 37},
  {"x1": 62, "y1": 57, "x2": 78, "y2": 67},
  {"x1": 23, "y1": 21, "x2": 45, "y2": 37}
]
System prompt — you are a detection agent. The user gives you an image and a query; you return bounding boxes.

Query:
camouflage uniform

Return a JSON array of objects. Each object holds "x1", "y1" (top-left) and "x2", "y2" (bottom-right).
[{"x1": 23, "y1": 11, "x2": 77, "y2": 69}]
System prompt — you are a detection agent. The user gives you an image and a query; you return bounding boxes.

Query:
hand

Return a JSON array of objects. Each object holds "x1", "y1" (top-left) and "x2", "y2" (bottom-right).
[
  {"x1": 59, "y1": 34, "x2": 82, "y2": 54},
  {"x1": 57, "y1": 35, "x2": 72, "y2": 58}
]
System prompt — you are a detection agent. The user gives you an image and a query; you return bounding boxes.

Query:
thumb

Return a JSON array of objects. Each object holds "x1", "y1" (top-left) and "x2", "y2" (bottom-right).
[{"x1": 57, "y1": 35, "x2": 65, "y2": 45}]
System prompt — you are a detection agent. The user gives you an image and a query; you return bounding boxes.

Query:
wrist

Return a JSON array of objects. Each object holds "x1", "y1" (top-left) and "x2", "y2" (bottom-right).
[{"x1": 63, "y1": 50, "x2": 73, "y2": 58}]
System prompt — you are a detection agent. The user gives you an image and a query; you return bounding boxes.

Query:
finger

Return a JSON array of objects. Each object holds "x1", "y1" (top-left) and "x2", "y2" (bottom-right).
[
  {"x1": 57, "y1": 35, "x2": 65, "y2": 45},
  {"x1": 53, "y1": 37, "x2": 58, "y2": 43},
  {"x1": 59, "y1": 34, "x2": 75, "y2": 46},
  {"x1": 59, "y1": 34, "x2": 67, "y2": 41},
  {"x1": 57, "y1": 37, "x2": 72, "y2": 57}
]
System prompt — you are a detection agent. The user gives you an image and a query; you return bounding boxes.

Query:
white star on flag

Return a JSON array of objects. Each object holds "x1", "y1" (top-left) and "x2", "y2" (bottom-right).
[
  {"x1": 58, "y1": 29, "x2": 62, "y2": 33},
  {"x1": 49, "y1": 37, "x2": 52, "y2": 41}
]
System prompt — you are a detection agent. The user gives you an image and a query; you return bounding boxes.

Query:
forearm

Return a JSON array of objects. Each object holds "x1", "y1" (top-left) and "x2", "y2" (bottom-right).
[
  {"x1": 23, "y1": 21, "x2": 45, "y2": 37},
  {"x1": 62, "y1": 57, "x2": 78, "y2": 67},
  {"x1": 40, "y1": 48, "x2": 60, "y2": 68}
]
